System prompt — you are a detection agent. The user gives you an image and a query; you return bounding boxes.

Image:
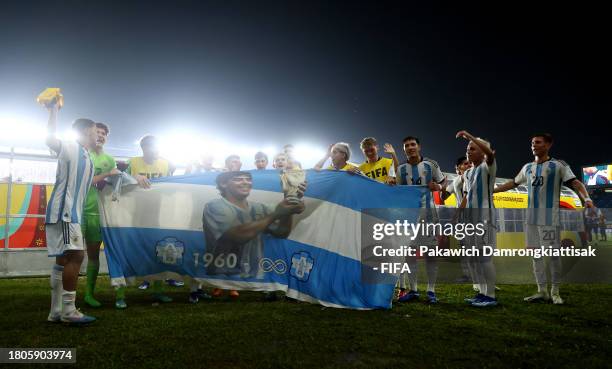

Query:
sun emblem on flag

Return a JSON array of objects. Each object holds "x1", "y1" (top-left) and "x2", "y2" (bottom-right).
[
  {"x1": 290, "y1": 251, "x2": 314, "y2": 282},
  {"x1": 155, "y1": 237, "x2": 185, "y2": 265}
]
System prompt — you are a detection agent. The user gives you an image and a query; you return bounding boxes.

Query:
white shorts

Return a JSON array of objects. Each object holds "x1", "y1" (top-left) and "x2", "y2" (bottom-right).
[
  {"x1": 525, "y1": 224, "x2": 560, "y2": 249},
  {"x1": 466, "y1": 225, "x2": 497, "y2": 249},
  {"x1": 46, "y1": 221, "x2": 85, "y2": 257}
]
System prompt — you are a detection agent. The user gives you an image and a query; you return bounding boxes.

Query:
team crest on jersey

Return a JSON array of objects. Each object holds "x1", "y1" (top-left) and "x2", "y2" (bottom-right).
[
  {"x1": 290, "y1": 251, "x2": 314, "y2": 282},
  {"x1": 155, "y1": 237, "x2": 185, "y2": 265}
]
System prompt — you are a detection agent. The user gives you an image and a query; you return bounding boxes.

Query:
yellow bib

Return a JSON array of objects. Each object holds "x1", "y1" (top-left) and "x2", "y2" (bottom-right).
[
  {"x1": 128, "y1": 157, "x2": 170, "y2": 179},
  {"x1": 359, "y1": 157, "x2": 393, "y2": 183}
]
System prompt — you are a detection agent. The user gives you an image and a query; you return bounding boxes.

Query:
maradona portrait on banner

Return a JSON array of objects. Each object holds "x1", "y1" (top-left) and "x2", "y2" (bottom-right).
[{"x1": 202, "y1": 171, "x2": 305, "y2": 279}]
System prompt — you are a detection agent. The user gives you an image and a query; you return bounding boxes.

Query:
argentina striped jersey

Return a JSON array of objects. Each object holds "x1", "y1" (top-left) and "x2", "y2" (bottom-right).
[
  {"x1": 446, "y1": 175, "x2": 464, "y2": 207},
  {"x1": 463, "y1": 159, "x2": 496, "y2": 223},
  {"x1": 514, "y1": 158, "x2": 576, "y2": 226},
  {"x1": 46, "y1": 140, "x2": 94, "y2": 224},
  {"x1": 397, "y1": 157, "x2": 445, "y2": 208},
  {"x1": 463, "y1": 159, "x2": 496, "y2": 209}
]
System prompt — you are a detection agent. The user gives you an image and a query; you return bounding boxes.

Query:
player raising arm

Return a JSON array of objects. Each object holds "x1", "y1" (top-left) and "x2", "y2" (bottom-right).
[
  {"x1": 494, "y1": 133, "x2": 592, "y2": 305},
  {"x1": 314, "y1": 142, "x2": 362, "y2": 173},
  {"x1": 456, "y1": 130, "x2": 498, "y2": 307},
  {"x1": 44, "y1": 100, "x2": 97, "y2": 325}
]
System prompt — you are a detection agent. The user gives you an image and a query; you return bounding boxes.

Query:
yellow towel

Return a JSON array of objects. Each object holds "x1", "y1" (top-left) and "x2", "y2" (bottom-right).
[{"x1": 36, "y1": 88, "x2": 64, "y2": 108}]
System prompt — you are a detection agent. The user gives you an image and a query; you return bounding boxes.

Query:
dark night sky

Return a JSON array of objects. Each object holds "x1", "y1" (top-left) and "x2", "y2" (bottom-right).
[{"x1": 0, "y1": 1, "x2": 609, "y2": 175}]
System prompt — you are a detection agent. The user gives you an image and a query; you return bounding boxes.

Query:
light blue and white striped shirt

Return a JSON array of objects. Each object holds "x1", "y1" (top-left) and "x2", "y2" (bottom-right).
[
  {"x1": 45, "y1": 140, "x2": 94, "y2": 224},
  {"x1": 463, "y1": 159, "x2": 496, "y2": 209},
  {"x1": 463, "y1": 159, "x2": 496, "y2": 224},
  {"x1": 446, "y1": 175, "x2": 465, "y2": 207},
  {"x1": 397, "y1": 157, "x2": 445, "y2": 209},
  {"x1": 514, "y1": 158, "x2": 576, "y2": 226}
]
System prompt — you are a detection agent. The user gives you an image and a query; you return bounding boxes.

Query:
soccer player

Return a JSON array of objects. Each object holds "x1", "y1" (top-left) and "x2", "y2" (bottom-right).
[
  {"x1": 225, "y1": 155, "x2": 242, "y2": 172},
  {"x1": 598, "y1": 210, "x2": 607, "y2": 241},
  {"x1": 82, "y1": 123, "x2": 121, "y2": 309},
  {"x1": 494, "y1": 133, "x2": 593, "y2": 304},
  {"x1": 440, "y1": 156, "x2": 474, "y2": 285},
  {"x1": 585, "y1": 206, "x2": 600, "y2": 243},
  {"x1": 254, "y1": 152, "x2": 269, "y2": 170},
  {"x1": 314, "y1": 142, "x2": 361, "y2": 172},
  {"x1": 440, "y1": 156, "x2": 471, "y2": 205},
  {"x1": 273, "y1": 153, "x2": 288, "y2": 170},
  {"x1": 128, "y1": 135, "x2": 177, "y2": 302},
  {"x1": 456, "y1": 131, "x2": 498, "y2": 307},
  {"x1": 358, "y1": 137, "x2": 398, "y2": 184},
  {"x1": 396, "y1": 136, "x2": 446, "y2": 303},
  {"x1": 204, "y1": 171, "x2": 305, "y2": 298},
  {"x1": 44, "y1": 103, "x2": 97, "y2": 324}
]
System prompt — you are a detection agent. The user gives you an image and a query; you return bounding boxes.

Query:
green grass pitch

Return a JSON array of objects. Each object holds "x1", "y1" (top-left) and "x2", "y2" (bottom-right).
[{"x1": 1, "y1": 277, "x2": 611, "y2": 368}]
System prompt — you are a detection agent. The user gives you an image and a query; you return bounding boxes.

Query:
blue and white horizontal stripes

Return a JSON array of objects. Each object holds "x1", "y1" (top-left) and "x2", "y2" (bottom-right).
[{"x1": 99, "y1": 170, "x2": 426, "y2": 309}]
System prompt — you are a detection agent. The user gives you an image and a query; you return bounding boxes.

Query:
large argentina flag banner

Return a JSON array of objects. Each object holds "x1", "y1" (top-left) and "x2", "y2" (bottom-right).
[{"x1": 99, "y1": 170, "x2": 425, "y2": 310}]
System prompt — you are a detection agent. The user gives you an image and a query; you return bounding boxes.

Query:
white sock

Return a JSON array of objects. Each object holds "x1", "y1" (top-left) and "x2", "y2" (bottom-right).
[
  {"x1": 550, "y1": 285, "x2": 560, "y2": 296},
  {"x1": 482, "y1": 259, "x2": 496, "y2": 298},
  {"x1": 473, "y1": 259, "x2": 485, "y2": 295},
  {"x1": 468, "y1": 256, "x2": 480, "y2": 292},
  {"x1": 61, "y1": 290, "x2": 77, "y2": 316},
  {"x1": 50, "y1": 264, "x2": 64, "y2": 316},
  {"x1": 398, "y1": 272, "x2": 406, "y2": 290},
  {"x1": 532, "y1": 257, "x2": 547, "y2": 292},
  {"x1": 550, "y1": 256, "x2": 562, "y2": 295},
  {"x1": 425, "y1": 257, "x2": 437, "y2": 293}
]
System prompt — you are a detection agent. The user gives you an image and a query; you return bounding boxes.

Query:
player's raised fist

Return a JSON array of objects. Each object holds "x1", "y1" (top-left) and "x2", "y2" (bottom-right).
[{"x1": 456, "y1": 130, "x2": 470, "y2": 140}]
